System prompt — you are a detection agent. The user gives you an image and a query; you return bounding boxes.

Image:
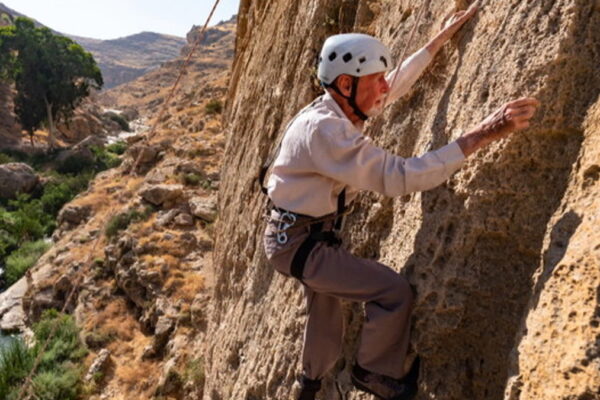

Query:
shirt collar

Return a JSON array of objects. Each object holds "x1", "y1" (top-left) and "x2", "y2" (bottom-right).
[{"x1": 322, "y1": 91, "x2": 364, "y2": 131}]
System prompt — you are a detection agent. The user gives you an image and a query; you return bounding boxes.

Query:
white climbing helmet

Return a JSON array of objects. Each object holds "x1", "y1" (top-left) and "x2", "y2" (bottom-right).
[{"x1": 317, "y1": 33, "x2": 392, "y2": 85}]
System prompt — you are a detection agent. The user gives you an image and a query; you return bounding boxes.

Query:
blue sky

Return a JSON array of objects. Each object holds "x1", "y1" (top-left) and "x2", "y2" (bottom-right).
[{"x1": 2, "y1": 0, "x2": 240, "y2": 40}]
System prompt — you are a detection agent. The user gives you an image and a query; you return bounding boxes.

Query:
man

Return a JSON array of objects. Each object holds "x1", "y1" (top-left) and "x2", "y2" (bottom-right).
[{"x1": 262, "y1": 4, "x2": 539, "y2": 400}]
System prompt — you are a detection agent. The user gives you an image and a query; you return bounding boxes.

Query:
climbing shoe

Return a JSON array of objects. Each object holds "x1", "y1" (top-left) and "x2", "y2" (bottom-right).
[
  {"x1": 350, "y1": 357, "x2": 420, "y2": 400},
  {"x1": 296, "y1": 375, "x2": 321, "y2": 400}
]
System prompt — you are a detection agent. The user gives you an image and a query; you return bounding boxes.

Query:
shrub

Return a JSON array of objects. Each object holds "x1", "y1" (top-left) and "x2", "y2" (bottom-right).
[
  {"x1": 183, "y1": 357, "x2": 205, "y2": 387},
  {"x1": 106, "y1": 141, "x2": 127, "y2": 155},
  {"x1": 105, "y1": 206, "x2": 153, "y2": 238},
  {"x1": 0, "y1": 153, "x2": 16, "y2": 164},
  {"x1": 0, "y1": 336, "x2": 33, "y2": 400},
  {"x1": 31, "y1": 367, "x2": 83, "y2": 400},
  {"x1": 56, "y1": 153, "x2": 95, "y2": 175},
  {"x1": 181, "y1": 172, "x2": 202, "y2": 186},
  {"x1": 4, "y1": 240, "x2": 51, "y2": 285},
  {"x1": 204, "y1": 99, "x2": 222, "y2": 115},
  {"x1": 104, "y1": 112, "x2": 130, "y2": 132},
  {"x1": 91, "y1": 146, "x2": 122, "y2": 170},
  {"x1": 3, "y1": 194, "x2": 48, "y2": 243},
  {"x1": 0, "y1": 309, "x2": 87, "y2": 400}
]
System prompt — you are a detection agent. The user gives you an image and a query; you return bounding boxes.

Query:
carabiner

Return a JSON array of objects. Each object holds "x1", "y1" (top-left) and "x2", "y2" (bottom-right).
[{"x1": 276, "y1": 211, "x2": 297, "y2": 244}]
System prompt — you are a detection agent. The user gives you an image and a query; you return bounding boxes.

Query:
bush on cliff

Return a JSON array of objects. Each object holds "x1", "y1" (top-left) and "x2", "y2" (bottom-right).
[
  {"x1": 0, "y1": 309, "x2": 88, "y2": 400},
  {"x1": 4, "y1": 240, "x2": 52, "y2": 285}
]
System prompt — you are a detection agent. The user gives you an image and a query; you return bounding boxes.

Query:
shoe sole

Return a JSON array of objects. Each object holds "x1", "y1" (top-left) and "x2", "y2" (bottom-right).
[
  {"x1": 351, "y1": 375, "x2": 416, "y2": 400},
  {"x1": 350, "y1": 375, "x2": 387, "y2": 400}
]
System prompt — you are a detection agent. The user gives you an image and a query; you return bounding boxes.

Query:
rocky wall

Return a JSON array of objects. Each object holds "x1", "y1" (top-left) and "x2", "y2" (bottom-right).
[{"x1": 206, "y1": 1, "x2": 600, "y2": 399}]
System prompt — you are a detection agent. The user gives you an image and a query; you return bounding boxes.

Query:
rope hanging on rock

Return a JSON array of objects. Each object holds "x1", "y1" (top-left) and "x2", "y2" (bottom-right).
[{"x1": 383, "y1": 0, "x2": 431, "y2": 108}]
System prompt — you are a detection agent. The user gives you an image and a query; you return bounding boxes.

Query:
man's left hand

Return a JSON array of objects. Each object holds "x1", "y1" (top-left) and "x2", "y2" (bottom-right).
[{"x1": 439, "y1": 2, "x2": 479, "y2": 43}]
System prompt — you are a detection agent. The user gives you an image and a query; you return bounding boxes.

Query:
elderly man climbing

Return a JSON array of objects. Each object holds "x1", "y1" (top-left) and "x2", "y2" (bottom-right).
[{"x1": 262, "y1": 3, "x2": 538, "y2": 400}]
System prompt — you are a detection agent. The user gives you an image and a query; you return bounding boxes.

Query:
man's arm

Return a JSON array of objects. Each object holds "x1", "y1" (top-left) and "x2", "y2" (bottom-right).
[
  {"x1": 385, "y1": 2, "x2": 479, "y2": 106},
  {"x1": 457, "y1": 97, "x2": 540, "y2": 157}
]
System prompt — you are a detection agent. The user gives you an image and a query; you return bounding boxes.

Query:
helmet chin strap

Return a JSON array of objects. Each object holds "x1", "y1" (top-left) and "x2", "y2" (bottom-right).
[{"x1": 325, "y1": 77, "x2": 369, "y2": 121}]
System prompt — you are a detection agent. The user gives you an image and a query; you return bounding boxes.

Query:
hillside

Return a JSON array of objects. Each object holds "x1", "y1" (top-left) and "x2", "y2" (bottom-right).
[
  {"x1": 98, "y1": 16, "x2": 235, "y2": 115},
  {"x1": 0, "y1": 17, "x2": 235, "y2": 400},
  {"x1": 69, "y1": 32, "x2": 187, "y2": 89}
]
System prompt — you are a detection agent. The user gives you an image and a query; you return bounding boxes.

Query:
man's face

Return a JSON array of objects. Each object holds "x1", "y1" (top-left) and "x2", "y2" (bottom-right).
[{"x1": 355, "y1": 72, "x2": 390, "y2": 117}]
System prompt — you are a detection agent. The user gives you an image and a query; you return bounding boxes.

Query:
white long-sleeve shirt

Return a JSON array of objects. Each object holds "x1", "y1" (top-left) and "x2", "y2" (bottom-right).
[{"x1": 267, "y1": 48, "x2": 466, "y2": 217}]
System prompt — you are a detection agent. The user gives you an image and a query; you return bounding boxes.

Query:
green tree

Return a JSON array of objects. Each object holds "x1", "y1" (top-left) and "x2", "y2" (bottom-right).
[
  {"x1": 0, "y1": 23, "x2": 16, "y2": 79},
  {"x1": 0, "y1": 18, "x2": 103, "y2": 148}
]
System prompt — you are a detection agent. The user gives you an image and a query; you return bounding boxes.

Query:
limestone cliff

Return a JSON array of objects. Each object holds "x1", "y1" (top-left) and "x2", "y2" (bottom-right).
[{"x1": 207, "y1": 1, "x2": 600, "y2": 399}]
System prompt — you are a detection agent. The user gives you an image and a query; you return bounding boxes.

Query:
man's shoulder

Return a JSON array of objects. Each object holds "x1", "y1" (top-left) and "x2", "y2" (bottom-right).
[{"x1": 293, "y1": 100, "x2": 352, "y2": 134}]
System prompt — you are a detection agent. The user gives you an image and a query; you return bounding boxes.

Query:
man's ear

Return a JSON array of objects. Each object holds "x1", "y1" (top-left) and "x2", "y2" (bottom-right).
[{"x1": 335, "y1": 75, "x2": 353, "y2": 97}]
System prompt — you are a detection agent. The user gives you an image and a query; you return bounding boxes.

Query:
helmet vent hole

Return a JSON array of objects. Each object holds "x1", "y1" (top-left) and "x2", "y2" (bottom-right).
[
  {"x1": 359, "y1": 57, "x2": 366, "y2": 63},
  {"x1": 328, "y1": 52, "x2": 337, "y2": 61},
  {"x1": 380, "y1": 56, "x2": 388, "y2": 68},
  {"x1": 343, "y1": 53, "x2": 353, "y2": 62}
]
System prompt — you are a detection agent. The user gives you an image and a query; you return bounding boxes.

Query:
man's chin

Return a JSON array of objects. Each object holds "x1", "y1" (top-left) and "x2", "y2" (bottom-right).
[{"x1": 365, "y1": 104, "x2": 384, "y2": 117}]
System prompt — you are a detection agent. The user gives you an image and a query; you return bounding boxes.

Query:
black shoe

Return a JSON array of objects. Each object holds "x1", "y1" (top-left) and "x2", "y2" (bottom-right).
[
  {"x1": 351, "y1": 358, "x2": 419, "y2": 400},
  {"x1": 297, "y1": 375, "x2": 321, "y2": 400}
]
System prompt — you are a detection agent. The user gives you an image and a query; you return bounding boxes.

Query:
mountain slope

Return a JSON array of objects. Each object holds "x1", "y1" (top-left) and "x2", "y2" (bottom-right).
[{"x1": 68, "y1": 32, "x2": 187, "y2": 89}]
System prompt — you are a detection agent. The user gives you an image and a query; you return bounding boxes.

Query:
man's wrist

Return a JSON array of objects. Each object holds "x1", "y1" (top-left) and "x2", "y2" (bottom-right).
[{"x1": 457, "y1": 128, "x2": 494, "y2": 157}]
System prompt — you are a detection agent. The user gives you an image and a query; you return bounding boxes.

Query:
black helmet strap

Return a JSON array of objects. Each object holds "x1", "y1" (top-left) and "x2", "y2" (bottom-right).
[{"x1": 324, "y1": 76, "x2": 369, "y2": 121}]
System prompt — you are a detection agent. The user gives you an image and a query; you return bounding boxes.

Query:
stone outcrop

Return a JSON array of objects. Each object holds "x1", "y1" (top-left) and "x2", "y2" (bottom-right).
[
  {"x1": 0, "y1": 162, "x2": 39, "y2": 200},
  {"x1": 204, "y1": 1, "x2": 600, "y2": 399}
]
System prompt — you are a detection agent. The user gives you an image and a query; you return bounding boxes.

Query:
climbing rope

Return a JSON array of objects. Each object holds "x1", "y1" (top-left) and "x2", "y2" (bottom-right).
[
  {"x1": 16, "y1": 1, "x2": 222, "y2": 398},
  {"x1": 383, "y1": 0, "x2": 431, "y2": 108}
]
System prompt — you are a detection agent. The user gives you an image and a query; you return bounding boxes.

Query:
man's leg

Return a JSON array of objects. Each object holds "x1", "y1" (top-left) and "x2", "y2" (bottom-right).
[
  {"x1": 301, "y1": 242, "x2": 414, "y2": 380},
  {"x1": 295, "y1": 286, "x2": 344, "y2": 400},
  {"x1": 301, "y1": 285, "x2": 344, "y2": 380}
]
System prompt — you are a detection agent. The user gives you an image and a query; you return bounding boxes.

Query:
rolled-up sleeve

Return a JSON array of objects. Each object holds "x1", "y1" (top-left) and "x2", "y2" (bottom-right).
[{"x1": 309, "y1": 121, "x2": 465, "y2": 197}]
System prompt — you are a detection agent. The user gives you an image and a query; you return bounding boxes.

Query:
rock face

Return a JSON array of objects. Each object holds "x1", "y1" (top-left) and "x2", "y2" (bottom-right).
[
  {"x1": 205, "y1": 1, "x2": 600, "y2": 400},
  {"x1": 0, "y1": 162, "x2": 39, "y2": 199}
]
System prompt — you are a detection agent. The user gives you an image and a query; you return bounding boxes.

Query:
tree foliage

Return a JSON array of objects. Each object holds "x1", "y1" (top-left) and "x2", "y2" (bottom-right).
[{"x1": 0, "y1": 17, "x2": 103, "y2": 146}]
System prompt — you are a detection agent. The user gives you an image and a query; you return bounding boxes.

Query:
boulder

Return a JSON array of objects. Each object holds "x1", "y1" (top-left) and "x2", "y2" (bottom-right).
[
  {"x1": 189, "y1": 197, "x2": 217, "y2": 222},
  {"x1": 0, "y1": 163, "x2": 39, "y2": 199},
  {"x1": 57, "y1": 204, "x2": 92, "y2": 226},
  {"x1": 174, "y1": 213, "x2": 194, "y2": 226},
  {"x1": 139, "y1": 184, "x2": 183, "y2": 206},
  {"x1": 84, "y1": 348, "x2": 111, "y2": 382}
]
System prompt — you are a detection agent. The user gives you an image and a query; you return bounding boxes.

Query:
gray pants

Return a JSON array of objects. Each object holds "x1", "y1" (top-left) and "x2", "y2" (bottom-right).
[{"x1": 263, "y1": 210, "x2": 414, "y2": 380}]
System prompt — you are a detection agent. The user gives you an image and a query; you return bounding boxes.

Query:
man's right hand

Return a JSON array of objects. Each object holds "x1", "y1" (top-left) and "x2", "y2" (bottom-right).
[{"x1": 457, "y1": 97, "x2": 540, "y2": 157}]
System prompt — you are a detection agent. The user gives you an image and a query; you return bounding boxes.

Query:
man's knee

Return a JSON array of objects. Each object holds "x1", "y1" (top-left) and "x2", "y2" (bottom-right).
[
  {"x1": 378, "y1": 273, "x2": 413, "y2": 308},
  {"x1": 396, "y1": 274, "x2": 414, "y2": 307}
]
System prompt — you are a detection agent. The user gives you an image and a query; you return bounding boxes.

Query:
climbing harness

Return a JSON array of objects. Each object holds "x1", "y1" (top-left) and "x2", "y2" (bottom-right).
[{"x1": 269, "y1": 187, "x2": 346, "y2": 281}]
